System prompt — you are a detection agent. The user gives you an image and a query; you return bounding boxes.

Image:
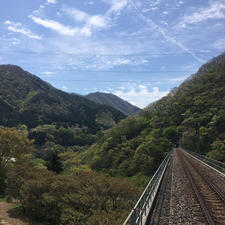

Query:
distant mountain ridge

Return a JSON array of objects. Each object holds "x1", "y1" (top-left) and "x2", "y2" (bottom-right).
[
  {"x1": 0, "y1": 65, "x2": 125, "y2": 130},
  {"x1": 85, "y1": 92, "x2": 140, "y2": 115}
]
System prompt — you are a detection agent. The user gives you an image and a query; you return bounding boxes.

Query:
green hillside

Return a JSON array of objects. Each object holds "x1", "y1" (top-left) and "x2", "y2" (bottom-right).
[
  {"x1": 85, "y1": 92, "x2": 140, "y2": 115},
  {"x1": 0, "y1": 65, "x2": 126, "y2": 174},
  {"x1": 0, "y1": 65, "x2": 125, "y2": 130},
  {"x1": 85, "y1": 53, "x2": 225, "y2": 180},
  {"x1": 0, "y1": 53, "x2": 224, "y2": 225}
]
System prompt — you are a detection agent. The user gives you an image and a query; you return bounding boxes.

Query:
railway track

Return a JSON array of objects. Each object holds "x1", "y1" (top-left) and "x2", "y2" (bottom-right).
[
  {"x1": 177, "y1": 149, "x2": 225, "y2": 225},
  {"x1": 147, "y1": 154, "x2": 173, "y2": 225},
  {"x1": 123, "y1": 149, "x2": 224, "y2": 225}
]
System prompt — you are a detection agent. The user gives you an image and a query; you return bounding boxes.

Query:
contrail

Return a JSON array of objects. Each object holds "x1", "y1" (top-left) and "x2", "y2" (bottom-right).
[{"x1": 128, "y1": 0, "x2": 206, "y2": 63}]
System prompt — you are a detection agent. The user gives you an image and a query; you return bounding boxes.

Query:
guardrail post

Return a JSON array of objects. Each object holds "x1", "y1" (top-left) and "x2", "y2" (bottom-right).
[{"x1": 131, "y1": 209, "x2": 136, "y2": 225}]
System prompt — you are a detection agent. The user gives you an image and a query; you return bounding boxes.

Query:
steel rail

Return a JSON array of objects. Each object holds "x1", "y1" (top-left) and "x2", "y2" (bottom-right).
[
  {"x1": 181, "y1": 149, "x2": 225, "y2": 201},
  {"x1": 209, "y1": 182, "x2": 225, "y2": 202},
  {"x1": 190, "y1": 156, "x2": 225, "y2": 202},
  {"x1": 178, "y1": 151, "x2": 215, "y2": 225},
  {"x1": 181, "y1": 148, "x2": 225, "y2": 174}
]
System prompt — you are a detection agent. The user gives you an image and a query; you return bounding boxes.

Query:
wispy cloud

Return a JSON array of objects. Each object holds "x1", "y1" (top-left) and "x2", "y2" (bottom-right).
[
  {"x1": 106, "y1": 0, "x2": 128, "y2": 14},
  {"x1": 62, "y1": 7, "x2": 109, "y2": 28},
  {"x1": 31, "y1": 6, "x2": 110, "y2": 38},
  {"x1": 157, "y1": 28, "x2": 205, "y2": 63},
  {"x1": 41, "y1": 71, "x2": 55, "y2": 75},
  {"x1": 63, "y1": 7, "x2": 89, "y2": 22},
  {"x1": 88, "y1": 15, "x2": 108, "y2": 28},
  {"x1": 128, "y1": 0, "x2": 205, "y2": 63},
  {"x1": 101, "y1": 0, "x2": 129, "y2": 14},
  {"x1": 4, "y1": 20, "x2": 42, "y2": 40},
  {"x1": 212, "y1": 38, "x2": 225, "y2": 50},
  {"x1": 83, "y1": 56, "x2": 149, "y2": 70},
  {"x1": 149, "y1": 0, "x2": 162, "y2": 7},
  {"x1": 179, "y1": 2, "x2": 225, "y2": 27},
  {"x1": 114, "y1": 85, "x2": 169, "y2": 108},
  {"x1": 62, "y1": 85, "x2": 69, "y2": 91},
  {"x1": 46, "y1": 0, "x2": 56, "y2": 4},
  {"x1": 29, "y1": 15, "x2": 76, "y2": 36},
  {"x1": 29, "y1": 15, "x2": 92, "y2": 37}
]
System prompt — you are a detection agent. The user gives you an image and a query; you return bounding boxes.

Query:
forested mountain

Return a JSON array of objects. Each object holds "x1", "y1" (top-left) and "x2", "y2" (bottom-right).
[
  {"x1": 0, "y1": 65, "x2": 125, "y2": 130},
  {"x1": 0, "y1": 53, "x2": 224, "y2": 225},
  {"x1": 85, "y1": 52, "x2": 225, "y2": 180},
  {"x1": 85, "y1": 92, "x2": 140, "y2": 115}
]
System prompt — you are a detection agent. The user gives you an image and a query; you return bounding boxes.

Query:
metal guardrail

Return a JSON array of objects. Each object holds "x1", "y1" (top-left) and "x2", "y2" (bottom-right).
[
  {"x1": 181, "y1": 148, "x2": 225, "y2": 174},
  {"x1": 123, "y1": 151, "x2": 171, "y2": 225}
]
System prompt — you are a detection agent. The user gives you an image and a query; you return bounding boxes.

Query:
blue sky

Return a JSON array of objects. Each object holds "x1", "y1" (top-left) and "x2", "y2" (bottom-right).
[{"x1": 0, "y1": 0, "x2": 225, "y2": 108}]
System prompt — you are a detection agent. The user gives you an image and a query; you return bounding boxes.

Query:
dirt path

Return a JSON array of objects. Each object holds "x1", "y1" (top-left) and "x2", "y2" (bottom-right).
[{"x1": 0, "y1": 201, "x2": 30, "y2": 225}]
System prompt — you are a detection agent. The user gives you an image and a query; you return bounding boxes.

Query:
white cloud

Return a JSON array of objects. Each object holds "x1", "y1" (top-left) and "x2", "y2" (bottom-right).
[
  {"x1": 88, "y1": 15, "x2": 107, "y2": 28},
  {"x1": 114, "y1": 85, "x2": 169, "y2": 108},
  {"x1": 62, "y1": 85, "x2": 68, "y2": 91},
  {"x1": 63, "y1": 8, "x2": 89, "y2": 22},
  {"x1": 29, "y1": 15, "x2": 76, "y2": 36},
  {"x1": 112, "y1": 58, "x2": 131, "y2": 65},
  {"x1": 58, "y1": 7, "x2": 109, "y2": 39},
  {"x1": 162, "y1": 11, "x2": 169, "y2": 15},
  {"x1": 142, "y1": 8, "x2": 151, "y2": 13},
  {"x1": 47, "y1": 0, "x2": 56, "y2": 4},
  {"x1": 138, "y1": 84, "x2": 146, "y2": 89},
  {"x1": 161, "y1": 21, "x2": 168, "y2": 26},
  {"x1": 150, "y1": 7, "x2": 158, "y2": 11},
  {"x1": 212, "y1": 38, "x2": 225, "y2": 50},
  {"x1": 83, "y1": 56, "x2": 148, "y2": 70},
  {"x1": 130, "y1": 101, "x2": 138, "y2": 106},
  {"x1": 128, "y1": 0, "x2": 205, "y2": 63},
  {"x1": 62, "y1": 7, "x2": 109, "y2": 29},
  {"x1": 79, "y1": 26, "x2": 92, "y2": 37},
  {"x1": 102, "y1": 0, "x2": 128, "y2": 16},
  {"x1": 41, "y1": 71, "x2": 55, "y2": 75},
  {"x1": 109, "y1": 0, "x2": 128, "y2": 14},
  {"x1": 180, "y1": 2, "x2": 225, "y2": 27},
  {"x1": 149, "y1": 0, "x2": 162, "y2": 7},
  {"x1": 11, "y1": 37, "x2": 20, "y2": 45},
  {"x1": 5, "y1": 20, "x2": 42, "y2": 40},
  {"x1": 29, "y1": 15, "x2": 92, "y2": 37}
]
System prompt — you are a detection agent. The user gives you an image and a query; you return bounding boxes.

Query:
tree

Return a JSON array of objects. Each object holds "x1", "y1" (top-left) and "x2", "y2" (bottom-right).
[
  {"x1": 163, "y1": 126, "x2": 178, "y2": 144},
  {"x1": 207, "y1": 139, "x2": 225, "y2": 162},
  {"x1": 0, "y1": 126, "x2": 34, "y2": 193}
]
